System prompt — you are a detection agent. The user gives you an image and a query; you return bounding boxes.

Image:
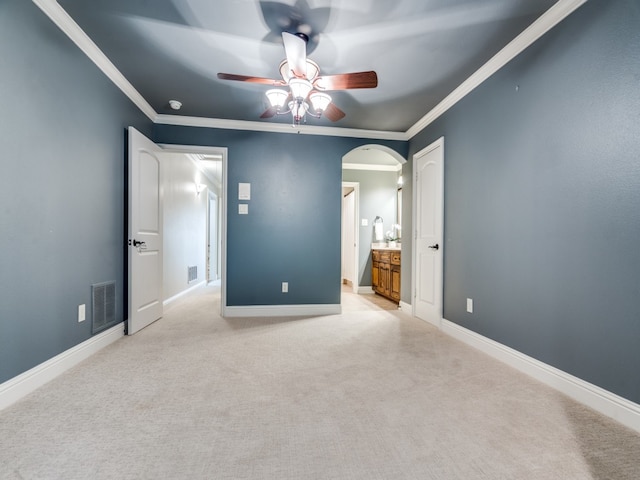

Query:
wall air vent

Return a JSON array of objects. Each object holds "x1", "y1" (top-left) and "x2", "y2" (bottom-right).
[
  {"x1": 91, "y1": 281, "x2": 117, "y2": 334},
  {"x1": 188, "y1": 266, "x2": 198, "y2": 284}
]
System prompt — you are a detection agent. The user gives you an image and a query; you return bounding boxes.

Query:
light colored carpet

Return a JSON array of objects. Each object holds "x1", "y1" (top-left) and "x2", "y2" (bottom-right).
[{"x1": 1, "y1": 285, "x2": 639, "y2": 479}]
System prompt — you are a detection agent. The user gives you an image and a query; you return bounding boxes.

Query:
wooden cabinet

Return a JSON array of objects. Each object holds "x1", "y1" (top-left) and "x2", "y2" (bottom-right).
[{"x1": 372, "y1": 249, "x2": 400, "y2": 303}]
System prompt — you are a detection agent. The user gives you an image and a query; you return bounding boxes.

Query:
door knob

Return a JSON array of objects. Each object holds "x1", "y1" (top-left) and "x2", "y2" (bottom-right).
[
  {"x1": 129, "y1": 239, "x2": 147, "y2": 252},
  {"x1": 428, "y1": 244, "x2": 439, "y2": 250}
]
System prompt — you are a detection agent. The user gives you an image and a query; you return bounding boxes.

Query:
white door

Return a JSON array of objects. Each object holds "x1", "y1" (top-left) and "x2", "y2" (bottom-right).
[
  {"x1": 414, "y1": 137, "x2": 444, "y2": 326},
  {"x1": 127, "y1": 127, "x2": 163, "y2": 335}
]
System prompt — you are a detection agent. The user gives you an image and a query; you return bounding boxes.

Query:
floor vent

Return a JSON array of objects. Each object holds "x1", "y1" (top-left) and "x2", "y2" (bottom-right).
[
  {"x1": 188, "y1": 266, "x2": 198, "y2": 284},
  {"x1": 92, "y1": 281, "x2": 116, "y2": 334}
]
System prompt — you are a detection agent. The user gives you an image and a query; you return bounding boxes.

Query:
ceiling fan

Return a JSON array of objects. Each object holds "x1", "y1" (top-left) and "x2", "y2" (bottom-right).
[{"x1": 217, "y1": 32, "x2": 378, "y2": 125}]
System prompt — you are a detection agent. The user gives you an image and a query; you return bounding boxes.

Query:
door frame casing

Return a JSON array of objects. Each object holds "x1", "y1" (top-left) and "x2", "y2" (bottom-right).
[
  {"x1": 207, "y1": 191, "x2": 219, "y2": 283},
  {"x1": 412, "y1": 136, "x2": 444, "y2": 326}
]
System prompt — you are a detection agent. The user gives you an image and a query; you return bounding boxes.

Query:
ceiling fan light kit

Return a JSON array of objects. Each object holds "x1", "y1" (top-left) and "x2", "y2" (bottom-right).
[{"x1": 217, "y1": 32, "x2": 378, "y2": 126}]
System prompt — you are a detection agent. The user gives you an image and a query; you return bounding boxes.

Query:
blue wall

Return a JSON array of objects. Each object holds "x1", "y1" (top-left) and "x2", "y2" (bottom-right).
[
  {"x1": 0, "y1": 0, "x2": 152, "y2": 383},
  {"x1": 154, "y1": 125, "x2": 407, "y2": 306},
  {"x1": 407, "y1": 0, "x2": 640, "y2": 403}
]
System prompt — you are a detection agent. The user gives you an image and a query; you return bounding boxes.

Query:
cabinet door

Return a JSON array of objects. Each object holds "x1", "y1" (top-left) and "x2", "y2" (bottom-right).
[
  {"x1": 380, "y1": 263, "x2": 390, "y2": 296},
  {"x1": 372, "y1": 261, "x2": 379, "y2": 289},
  {"x1": 390, "y1": 265, "x2": 401, "y2": 301}
]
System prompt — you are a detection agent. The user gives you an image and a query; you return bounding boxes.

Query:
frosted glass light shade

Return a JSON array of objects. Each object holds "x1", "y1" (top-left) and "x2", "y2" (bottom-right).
[
  {"x1": 289, "y1": 78, "x2": 313, "y2": 100},
  {"x1": 309, "y1": 92, "x2": 331, "y2": 112},
  {"x1": 266, "y1": 89, "x2": 289, "y2": 108}
]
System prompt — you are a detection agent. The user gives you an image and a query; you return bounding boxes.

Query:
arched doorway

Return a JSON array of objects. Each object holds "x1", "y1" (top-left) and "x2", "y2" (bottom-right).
[{"x1": 341, "y1": 145, "x2": 405, "y2": 297}]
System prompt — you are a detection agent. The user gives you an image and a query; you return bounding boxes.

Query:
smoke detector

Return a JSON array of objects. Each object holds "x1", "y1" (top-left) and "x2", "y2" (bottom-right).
[{"x1": 169, "y1": 100, "x2": 182, "y2": 110}]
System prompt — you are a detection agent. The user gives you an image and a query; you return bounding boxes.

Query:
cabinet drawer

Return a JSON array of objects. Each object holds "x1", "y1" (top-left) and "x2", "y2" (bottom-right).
[
  {"x1": 372, "y1": 250, "x2": 380, "y2": 261},
  {"x1": 378, "y1": 252, "x2": 391, "y2": 263},
  {"x1": 391, "y1": 252, "x2": 401, "y2": 265}
]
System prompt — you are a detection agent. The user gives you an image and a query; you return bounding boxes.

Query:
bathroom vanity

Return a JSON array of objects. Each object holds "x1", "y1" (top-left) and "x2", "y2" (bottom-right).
[{"x1": 371, "y1": 246, "x2": 401, "y2": 303}]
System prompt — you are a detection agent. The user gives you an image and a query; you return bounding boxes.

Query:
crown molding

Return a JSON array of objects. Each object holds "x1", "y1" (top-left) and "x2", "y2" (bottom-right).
[
  {"x1": 154, "y1": 114, "x2": 407, "y2": 141},
  {"x1": 32, "y1": 0, "x2": 156, "y2": 121},
  {"x1": 34, "y1": 0, "x2": 586, "y2": 143},
  {"x1": 405, "y1": 0, "x2": 588, "y2": 139}
]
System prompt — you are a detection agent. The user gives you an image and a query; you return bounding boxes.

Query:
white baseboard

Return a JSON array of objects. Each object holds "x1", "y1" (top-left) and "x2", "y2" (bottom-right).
[
  {"x1": 163, "y1": 280, "x2": 206, "y2": 306},
  {"x1": 223, "y1": 304, "x2": 341, "y2": 317},
  {"x1": 357, "y1": 286, "x2": 374, "y2": 295},
  {"x1": 399, "y1": 300, "x2": 411, "y2": 313},
  {"x1": 0, "y1": 323, "x2": 124, "y2": 411},
  {"x1": 441, "y1": 318, "x2": 640, "y2": 434}
]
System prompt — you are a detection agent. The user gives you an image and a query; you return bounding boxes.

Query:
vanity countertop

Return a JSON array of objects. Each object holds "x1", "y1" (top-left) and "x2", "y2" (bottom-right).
[{"x1": 371, "y1": 243, "x2": 401, "y2": 251}]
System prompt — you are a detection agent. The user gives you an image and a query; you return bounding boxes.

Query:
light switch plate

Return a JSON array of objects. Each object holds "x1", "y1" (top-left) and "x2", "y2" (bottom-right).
[
  {"x1": 78, "y1": 304, "x2": 86, "y2": 322},
  {"x1": 239, "y1": 204, "x2": 248, "y2": 215},
  {"x1": 238, "y1": 182, "x2": 251, "y2": 200},
  {"x1": 361, "y1": 219, "x2": 369, "y2": 226},
  {"x1": 466, "y1": 298, "x2": 473, "y2": 313}
]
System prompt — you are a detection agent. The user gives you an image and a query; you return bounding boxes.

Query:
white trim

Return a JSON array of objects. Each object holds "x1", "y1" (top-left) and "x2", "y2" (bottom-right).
[
  {"x1": 399, "y1": 300, "x2": 411, "y2": 312},
  {"x1": 223, "y1": 304, "x2": 341, "y2": 318},
  {"x1": 348, "y1": 145, "x2": 407, "y2": 164},
  {"x1": 0, "y1": 324, "x2": 123, "y2": 411},
  {"x1": 406, "y1": 0, "x2": 588, "y2": 138},
  {"x1": 220, "y1": 151, "x2": 228, "y2": 318},
  {"x1": 441, "y1": 319, "x2": 640, "y2": 434},
  {"x1": 163, "y1": 280, "x2": 206, "y2": 306},
  {"x1": 154, "y1": 114, "x2": 406, "y2": 141},
  {"x1": 32, "y1": 0, "x2": 156, "y2": 121},
  {"x1": 342, "y1": 163, "x2": 402, "y2": 172},
  {"x1": 358, "y1": 286, "x2": 375, "y2": 295}
]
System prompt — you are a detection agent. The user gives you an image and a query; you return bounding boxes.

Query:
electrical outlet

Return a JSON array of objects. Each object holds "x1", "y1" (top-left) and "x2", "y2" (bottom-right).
[
  {"x1": 78, "y1": 304, "x2": 86, "y2": 322},
  {"x1": 466, "y1": 298, "x2": 473, "y2": 314},
  {"x1": 282, "y1": 282, "x2": 288, "y2": 293}
]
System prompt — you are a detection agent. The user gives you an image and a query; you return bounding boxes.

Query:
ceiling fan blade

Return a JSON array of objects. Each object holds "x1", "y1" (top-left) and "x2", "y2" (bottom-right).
[
  {"x1": 314, "y1": 71, "x2": 378, "y2": 91},
  {"x1": 259, "y1": 1, "x2": 330, "y2": 54},
  {"x1": 282, "y1": 32, "x2": 307, "y2": 78},
  {"x1": 260, "y1": 106, "x2": 279, "y2": 119},
  {"x1": 324, "y1": 103, "x2": 346, "y2": 122},
  {"x1": 217, "y1": 73, "x2": 285, "y2": 86}
]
